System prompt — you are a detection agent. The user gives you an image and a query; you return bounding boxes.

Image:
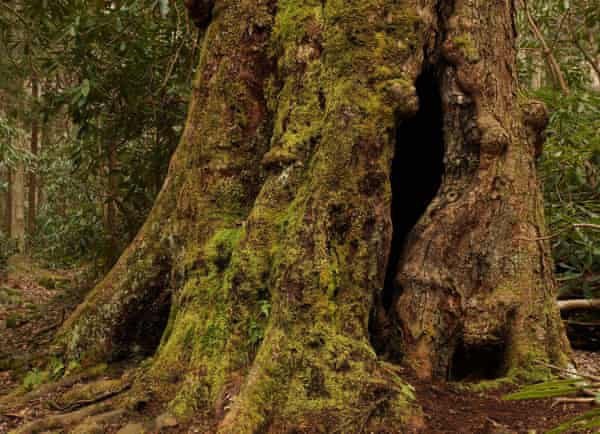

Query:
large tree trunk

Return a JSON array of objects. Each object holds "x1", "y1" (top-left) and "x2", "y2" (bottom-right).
[
  {"x1": 55, "y1": 0, "x2": 570, "y2": 432},
  {"x1": 387, "y1": 0, "x2": 571, "y2": 381}
]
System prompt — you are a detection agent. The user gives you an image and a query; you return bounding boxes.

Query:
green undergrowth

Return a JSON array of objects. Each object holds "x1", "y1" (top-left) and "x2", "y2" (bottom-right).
[
  {"x1": 504, "y1": 377, "x2": 588, "y2": 401},
  {"x1": 504, "y1": 376, "x2": 600, "y2": 433}
]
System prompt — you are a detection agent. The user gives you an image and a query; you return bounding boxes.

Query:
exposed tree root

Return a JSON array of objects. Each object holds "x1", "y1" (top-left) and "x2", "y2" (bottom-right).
[
  {"x1": 48, "y1": 378, "x2": 131, "y2": 411},
  {"x1": 0, "y1": 365, "x2": 108, "y2": 413},
  {"x1": 10, "y1": 401, "x2": 113, "y2": 434},
  {"x1": 70, "y1": 409, "x2": 127, "y2": 434},
  {"x1": 2, "y1": 368, "x2": 134, "y2": 434}
]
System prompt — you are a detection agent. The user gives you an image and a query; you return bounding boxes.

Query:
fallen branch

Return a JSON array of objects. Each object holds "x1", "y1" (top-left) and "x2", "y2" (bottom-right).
[
  {"x1": 558, "y1": 299, "x2": 600, "y2": 312},
  {"x1": 564, "y1": 319, "x2": 600, "y2": 327},
  {"x1": 534, "y1": 361, "x2": 600, "y2": 383},
  {"x1": 572, "y1": 223, "x2": 600, "y2": 231}
]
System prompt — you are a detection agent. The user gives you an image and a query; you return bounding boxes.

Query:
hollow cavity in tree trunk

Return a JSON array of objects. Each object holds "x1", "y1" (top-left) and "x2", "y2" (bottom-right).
[
  {"x1": 449, "y1": 339, "x2": 507, "y2": 381},
  {"x1": 111, "y1": 286, "x2": 172, "y2": 361},
  {"x1": 383, "y1": 67, "x2": 445, "y2": 310},
  {"x1": 371, "y1": 67, "x2": 445, "y2": 360}
]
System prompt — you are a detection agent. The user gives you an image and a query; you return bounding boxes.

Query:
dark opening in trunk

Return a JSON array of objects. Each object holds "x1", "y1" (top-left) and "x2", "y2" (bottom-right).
[
  {"x1": 369, "y1": 67, "x2": 445, "y2": 359},
  {"x1": 382, "y1": 68, "x2": 445, "y2": 311},
  {"x1": 111, "y1": 290, "x2": 172, "y2": 362},
  {"x1": 449, "y1": 339, "x2": 507, "y2": 381}
]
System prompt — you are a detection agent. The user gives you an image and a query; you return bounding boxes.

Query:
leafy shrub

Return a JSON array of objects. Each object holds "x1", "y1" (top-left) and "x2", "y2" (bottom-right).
[
  {"x1": 22, "y1": 368, "x2": 45, "y2": 391},
  {"x1": 48, "y1": 356, "x2": 65, "y2": 381},
  {"x1": 25, "y1": 0, "x2": 190, "y2": 270},
  {"x1": 5, "y1": 314, "x2": 19, "y2": 329},
  {"x1": 536, "y1": 89, "x2": 600, "y2": 299}
]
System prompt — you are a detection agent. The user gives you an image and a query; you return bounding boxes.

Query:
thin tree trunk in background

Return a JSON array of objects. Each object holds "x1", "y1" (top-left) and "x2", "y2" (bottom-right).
[
  {"x1": 0, "y1": 169, "x2": 5, "y2": 233},
  {"x1": 584, "y1": 33, "x2": 600, "y2": 92},
  {"x1": 591, "y1": 57, "x2": 600, "y2": 91},
  {"x1": 522, "y1": 0, "x2": 569, "y2": 96},
  {"x1": 28, "y1": 78, "x2": 40, "y2": 241},
  {"x1": 572, "y1": 37, "x2": 600, "y2": 82},
  {"x1": 104, "y1": 139, "x2": 118, "y2": 263},
  {"x1": 531, "y1": 51, "x2": 545, "y2": 90},
  {"x1": 11, "y1": 151, "x2": 25, "y2": 251},
  {"x1": 37, "y1": 119, "x2": 47, "y2": 214},
  {"x1": 4, "y1": 169, "x2": 11, "y2": 235},
  {"x1": 566, "y1": 21, "x2": 600, "y2": 91}
]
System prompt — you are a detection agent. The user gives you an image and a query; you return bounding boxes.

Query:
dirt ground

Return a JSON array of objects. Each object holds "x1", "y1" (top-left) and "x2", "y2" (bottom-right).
[
  {"x1": 0, "y1": 256, "x2": 86, "y2": 396},
  {"x1": 1, "y1": 257, "x2": 599, "y2": 434},
  {"x1": 410, "y1": 365, "x2": 599, "y2": 434}
]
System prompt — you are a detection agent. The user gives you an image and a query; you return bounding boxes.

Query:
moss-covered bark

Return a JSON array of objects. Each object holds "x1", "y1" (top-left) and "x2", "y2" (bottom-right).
[{"x1": 54, "y1": 0, "x2": 569, "y2": 431}]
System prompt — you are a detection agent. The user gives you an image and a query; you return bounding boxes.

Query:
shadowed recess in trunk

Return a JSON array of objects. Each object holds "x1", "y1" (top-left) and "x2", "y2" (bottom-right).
[
  {"x1": 369, "y1": 67, "x2": 445, "y2": 358},
  {"x1": 111, "y1": 289, "x2": 172, "y2": 361},
  {"x1": 383, "y1": 68, "x2": 445, "y2": 311},
  {"x1": 449, "y1": 339, "x2": 507, "y2": 381}
]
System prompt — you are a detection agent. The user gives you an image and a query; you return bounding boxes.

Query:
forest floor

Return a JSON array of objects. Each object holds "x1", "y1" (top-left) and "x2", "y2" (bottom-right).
[{"x1": 0, "y1": 256, "x2": 599, "y2": 434}]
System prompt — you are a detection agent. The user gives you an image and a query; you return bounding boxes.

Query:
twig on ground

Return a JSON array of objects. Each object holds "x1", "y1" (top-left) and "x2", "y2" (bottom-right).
[
  {"x1": 552, "y1": 397, "x2": 597, "y2": 406},
  {"x1": 534, "y1": 361, "x2": 600, "y2": 383},
  {"x1": 558, "y1": 299, "x2": 600, "y2": 312}
]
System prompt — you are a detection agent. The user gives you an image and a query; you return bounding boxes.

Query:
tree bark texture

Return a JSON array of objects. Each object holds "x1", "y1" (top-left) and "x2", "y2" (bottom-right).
[
  {"x1": 390, "y1": 0, "x2": 570, "y2": 381},
  {"x1": 55, "y1": 0, "x2": 570, "y2": 432}
]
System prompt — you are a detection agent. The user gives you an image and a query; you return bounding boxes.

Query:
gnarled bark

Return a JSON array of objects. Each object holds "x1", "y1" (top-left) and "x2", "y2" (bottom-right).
[
  {"x1": 54, "y1": 0, "x2": 569, "y2": 432},
  {"x1": 387, "y1": 0, "x2": 570, "y2": 382}
]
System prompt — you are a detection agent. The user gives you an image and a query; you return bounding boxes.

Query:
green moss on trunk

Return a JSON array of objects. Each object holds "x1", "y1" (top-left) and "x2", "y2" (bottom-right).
[{"x1": 54, "y1": 0, "x2": 569, "y2": 431}]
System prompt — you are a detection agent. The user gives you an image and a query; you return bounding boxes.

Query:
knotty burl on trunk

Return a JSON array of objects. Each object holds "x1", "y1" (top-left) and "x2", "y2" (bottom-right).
[{"x1": 55, "y1": 0, "x2": 570, "y2": 432}]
